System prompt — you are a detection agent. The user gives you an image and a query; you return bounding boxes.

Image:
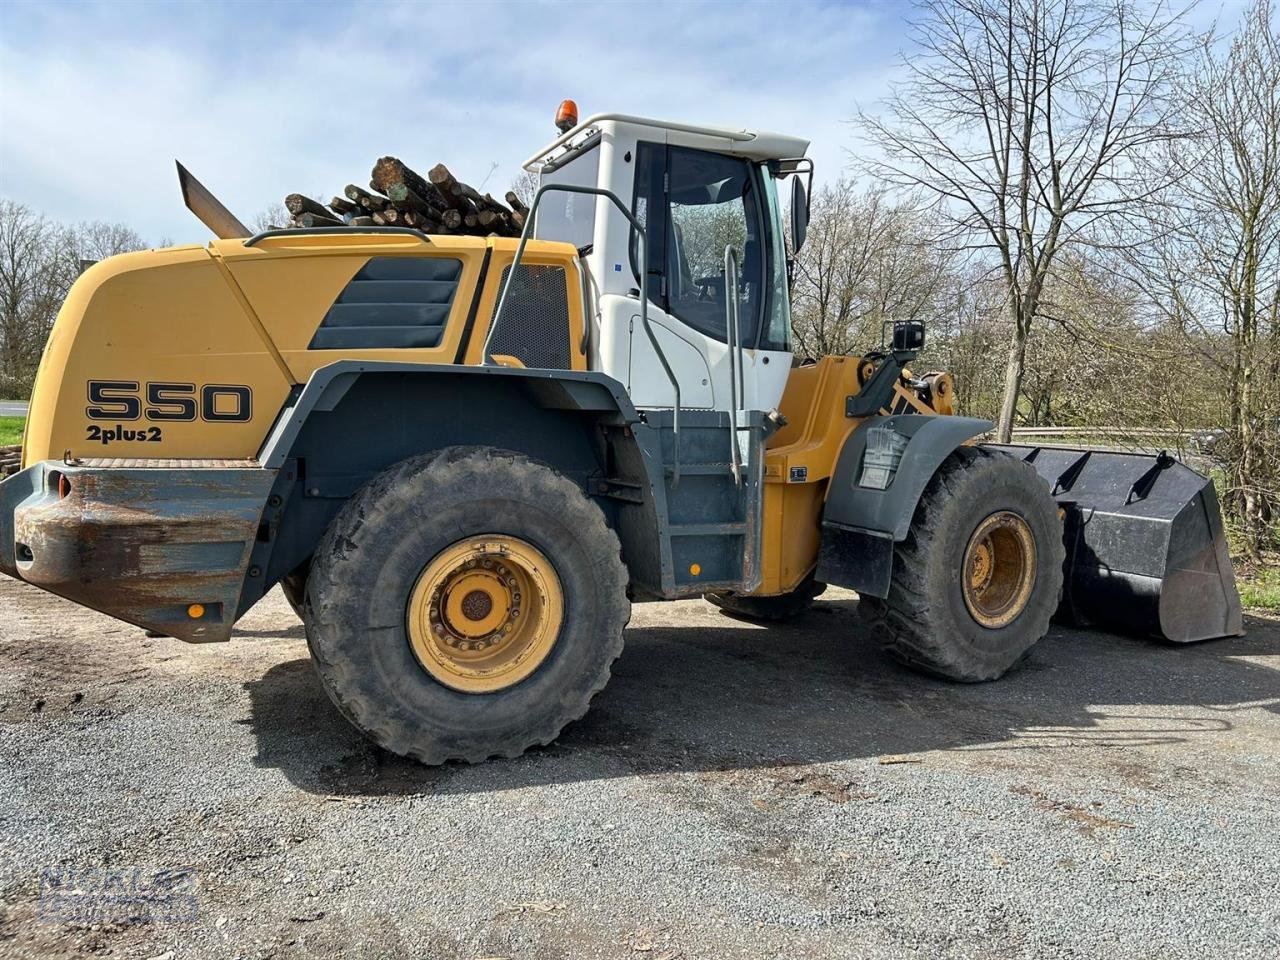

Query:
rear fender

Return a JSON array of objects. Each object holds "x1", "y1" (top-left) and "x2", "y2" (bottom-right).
[
  {"x1": 242, "y1": 361, "x2": 668, "y2": 609},
  {"x1": 817, "y1": 414, "x2": 992, "y2": 597}
]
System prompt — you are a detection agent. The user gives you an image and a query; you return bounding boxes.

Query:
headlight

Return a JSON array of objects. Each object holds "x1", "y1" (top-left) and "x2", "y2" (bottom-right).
[{"x1": 859, "y1": 425, "x2": 908, "y2": 490}]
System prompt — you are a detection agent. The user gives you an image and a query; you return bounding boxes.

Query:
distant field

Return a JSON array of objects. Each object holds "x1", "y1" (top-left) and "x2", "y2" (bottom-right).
[{"x1": 0, "y1": 417, "x2": 24, "y2": 446}]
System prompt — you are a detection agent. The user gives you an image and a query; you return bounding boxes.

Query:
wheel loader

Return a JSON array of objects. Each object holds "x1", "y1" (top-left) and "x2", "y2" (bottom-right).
[{"x1": 0, "y1": 107, "x2": 1243, "y2": 763}]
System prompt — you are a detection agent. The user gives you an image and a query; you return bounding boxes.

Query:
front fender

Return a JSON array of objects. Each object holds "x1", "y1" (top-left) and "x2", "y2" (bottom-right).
[{"x1": 816, "y1": 414, "x2": 991, "y2": 598}]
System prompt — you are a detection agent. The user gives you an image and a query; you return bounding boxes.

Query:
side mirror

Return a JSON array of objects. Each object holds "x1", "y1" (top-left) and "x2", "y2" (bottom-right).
[
  {"x1": 790, "y1": 176, "x2": 808, "y2": 253},
  {"x1": 892, "y1": 320, "x2": 926, "y2": 354}
]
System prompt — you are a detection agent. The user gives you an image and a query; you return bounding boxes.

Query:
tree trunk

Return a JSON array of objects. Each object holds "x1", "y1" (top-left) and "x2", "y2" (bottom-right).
[{"x1": 996, "y1": 306, "x2": 1029, "y2": 442}]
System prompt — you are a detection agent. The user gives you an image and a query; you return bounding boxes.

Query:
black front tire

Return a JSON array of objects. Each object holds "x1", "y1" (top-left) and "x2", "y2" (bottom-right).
[
  {"x1": 304, "y1": 446, "x2": 630, "y2": 764},
  {"x1": 862, "y1": 447, "x2": 1064, "y2": 681},
  {"x1": 706, "y1": 574, "x2": 824, "y2": 622}
]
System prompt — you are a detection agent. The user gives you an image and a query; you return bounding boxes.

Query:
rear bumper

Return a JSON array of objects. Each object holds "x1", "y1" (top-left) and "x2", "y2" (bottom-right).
[{"x1": 0, "y1": 460, "x2": 276, "y2": 642}]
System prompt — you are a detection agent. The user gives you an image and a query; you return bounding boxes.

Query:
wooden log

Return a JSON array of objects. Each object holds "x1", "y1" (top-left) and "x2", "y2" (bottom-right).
[
  {"x1": 480, "y1": 193, "x2": 514, "y2": 217},
  {"x1": 387, "y1": 183, "x2": 446, "y2": 215},
  {"x1": 377, "y1": 206, "x2": 402, "y2": 225},
  {"x1": 505, "y1": 191, "x2": 530, "y2": 216},
  {"x1": 427, "y1": 163, "x2": 491, "y2": 215},
  {"x1": 429, "y1": 163, "x2": 491, "y2": 210},
  {"x1": 372, "y1": 157, "x2": 450, "y2": 213},
  {"x1": 409, "y1": 211, "x2": 443, "y2": 232},
  {"x1": 349, "y1": 215, "x2": 376, "y2": 227},
  {"x1": 345, "y1": 184, "x2": 388, "y2": 211},
  {"x1": 298, "y1": 211, "x2": 343, "y2": 228},
  {"x1": 441, "y1": 209, "x2": 463, "y2": 230},
  {"x1": 509, "y1": 208, "x2": 526, "y2": 231},
  {"x1": 427, "y1": 163, "x2": 463, "y2": 204},
  {"x1": 478, "y1": 209, "x2": 514, "y2": 233},
  {"x1": 464, "y1": 212, "x2": 479, "y2": 229},
  {"x1": 329, "y1": 196, "x2": 359, "y2": 216},
  {"x1": 371, "y1": 210, "x2": 393, "y2": 226},
  {"x1": 285, "y1": 194, "x2": 332, "y2": 219}
]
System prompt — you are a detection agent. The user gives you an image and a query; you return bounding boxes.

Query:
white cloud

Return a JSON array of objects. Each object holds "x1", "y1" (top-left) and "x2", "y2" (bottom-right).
[{"x1": 0, "y1": 0, "x2": 903, "y2": 242}]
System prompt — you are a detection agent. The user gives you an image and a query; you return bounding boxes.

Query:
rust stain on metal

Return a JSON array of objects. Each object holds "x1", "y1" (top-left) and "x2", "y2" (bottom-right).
[{"x1": 12, "y1": 463, "x2": 276, "y2": 643}]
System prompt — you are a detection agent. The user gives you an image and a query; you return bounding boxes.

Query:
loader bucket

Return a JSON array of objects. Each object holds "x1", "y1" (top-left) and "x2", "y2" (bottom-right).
[{"x1": 984, "y1": 444, "x2": 1244, "y2": 643}]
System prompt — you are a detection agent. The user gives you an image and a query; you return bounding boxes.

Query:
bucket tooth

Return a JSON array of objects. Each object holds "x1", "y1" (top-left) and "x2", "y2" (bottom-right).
[{"x1": 985, "y1": 444, "x2": 1244, "y2": 643}]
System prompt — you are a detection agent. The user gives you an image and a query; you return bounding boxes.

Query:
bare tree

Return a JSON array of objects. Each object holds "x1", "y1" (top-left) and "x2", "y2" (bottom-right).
[
  {"x1": 67, "y1": 220, "x2": 148, "y2": 263},
  {"x1": 790, "y1": 180, "x2": 957, "y2": 359},
  {"x1": 0, "y1": 202, "x2": 67, "y2": 395},
  {"x1": 1124, "y1": 0, "x2": 1280, "y2": 557},
  {"x1": 509, "y1": 170, "x2": 539, "y2": 210},
  {"x1": 251, "y1": 203, "x2": 291, "y2": 233},
  {"x1": 0, "y1": 202, "x2": 148, "y2": 397},
  {"x1": 860, "y1": 0, "x2": 1195, "y2": 440}
]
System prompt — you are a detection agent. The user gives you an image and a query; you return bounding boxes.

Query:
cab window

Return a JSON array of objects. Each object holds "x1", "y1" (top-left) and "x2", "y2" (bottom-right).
[
  {"x1": 533, "y1": 136, "x2": 600, "y2": 250},
  {"x1": 633, "y1": 143, "x2": 766, "y2": 345}
]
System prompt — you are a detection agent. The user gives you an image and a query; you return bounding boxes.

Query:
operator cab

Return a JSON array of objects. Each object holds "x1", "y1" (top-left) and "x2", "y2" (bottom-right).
[{"x1": 523, "y1": 111, "x2": 809, "y2": 418}]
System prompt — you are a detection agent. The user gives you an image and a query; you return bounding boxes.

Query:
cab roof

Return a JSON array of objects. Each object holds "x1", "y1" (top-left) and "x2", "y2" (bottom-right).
[{"x1": 524, "y1": 112, "x2": 810, "y2": 172}]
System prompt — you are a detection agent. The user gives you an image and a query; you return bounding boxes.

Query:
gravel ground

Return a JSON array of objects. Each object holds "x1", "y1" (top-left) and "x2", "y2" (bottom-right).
[{"x1": 0, "y1": 575, "x2": 1277, "y2": 960}]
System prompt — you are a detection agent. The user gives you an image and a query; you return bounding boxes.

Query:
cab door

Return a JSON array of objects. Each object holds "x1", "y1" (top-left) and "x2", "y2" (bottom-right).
[{"x1": 625, "y1": 142, "x2": 791, "y2": 413}]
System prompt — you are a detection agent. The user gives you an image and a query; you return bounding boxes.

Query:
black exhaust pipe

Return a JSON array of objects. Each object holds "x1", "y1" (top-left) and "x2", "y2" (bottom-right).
[{"x1": 985, "y1": 444, "x2": 1244, "y2": 643}]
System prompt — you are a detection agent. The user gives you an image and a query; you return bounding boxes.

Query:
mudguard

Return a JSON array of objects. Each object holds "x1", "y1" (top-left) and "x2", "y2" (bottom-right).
[{"x1": 817, "y1": 414, "x2": 992, "y2": 598}]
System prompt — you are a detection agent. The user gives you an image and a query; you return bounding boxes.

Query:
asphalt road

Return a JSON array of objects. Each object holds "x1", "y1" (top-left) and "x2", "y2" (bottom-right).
[
  {"x1": 1, "y1": 579, "x2": 1277, "y2": 960},
  {"x1": 0, "y1": 403, "x2": 27, "y2": 418}
]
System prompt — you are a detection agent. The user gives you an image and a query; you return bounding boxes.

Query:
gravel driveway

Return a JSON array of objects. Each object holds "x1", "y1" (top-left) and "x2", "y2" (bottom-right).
[{"x1": 1, "y1": 576, "x2": 1277, "y2": 960}]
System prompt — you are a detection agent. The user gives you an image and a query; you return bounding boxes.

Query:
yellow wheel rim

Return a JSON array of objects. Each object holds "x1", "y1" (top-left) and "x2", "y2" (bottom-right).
[
  {"x1": 961, "y1": 511, "x2": 1037, "y2": 629},
  {"x1": 407, "y1": 535, "x2": 563, "y2": 693}
]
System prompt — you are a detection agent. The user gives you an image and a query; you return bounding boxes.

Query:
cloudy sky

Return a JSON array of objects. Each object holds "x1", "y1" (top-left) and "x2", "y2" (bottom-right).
[{"x1": 0, "y1": 0, "x2": 1245, "y2": 244}]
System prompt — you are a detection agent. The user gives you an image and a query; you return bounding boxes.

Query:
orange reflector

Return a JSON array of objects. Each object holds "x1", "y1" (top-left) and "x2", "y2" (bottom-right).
[
  {"x1": 187, "y1": 603, "x2": 205, "y2": 619},
  {"x1": 689, "y1": 563, "x2": 701, "y2": 577},
  {"x1": 555, "y1": 99, "x2": 578, "y2": 133}
]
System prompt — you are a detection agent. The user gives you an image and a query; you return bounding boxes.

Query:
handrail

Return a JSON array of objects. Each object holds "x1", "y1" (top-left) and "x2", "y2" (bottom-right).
[
  {"x1": 483, "y1": 182, "x2": 683, "y2": 484},
  {"x1": 243, "y1": 225, "x2": 432, "y2": 247},
  {"x1": 723, "y1": 246, "x2": 744, "y2": 486}
]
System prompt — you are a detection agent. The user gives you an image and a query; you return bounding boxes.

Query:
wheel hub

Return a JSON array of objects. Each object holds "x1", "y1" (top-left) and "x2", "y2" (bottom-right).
[
  {"x1": 408, "y1": 536, "x2": 563, "y2": 692},
  {"x1": 961, "y1": 511, "x2": 1037, "y2": 629},
  {"x1": 460, "y1": 589, "x2": 493, "y2": 621}
]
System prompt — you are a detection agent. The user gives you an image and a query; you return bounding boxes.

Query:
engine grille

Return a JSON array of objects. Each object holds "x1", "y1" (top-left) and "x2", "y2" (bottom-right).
[{"x1": 487, "y1": 264, "x2": 571, "y2": 370}]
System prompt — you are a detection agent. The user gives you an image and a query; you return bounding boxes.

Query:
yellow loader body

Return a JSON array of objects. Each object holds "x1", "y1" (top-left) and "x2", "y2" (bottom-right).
[{"x1": 23, "y1": 233, "x2": 585, "y2": 465}]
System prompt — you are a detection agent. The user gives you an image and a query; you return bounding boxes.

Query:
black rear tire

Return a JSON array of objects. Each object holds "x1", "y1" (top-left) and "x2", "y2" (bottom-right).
[
  {"x1": 862, "y1": 447, "x2": 1064, "y2": 681},
  {"x1": 304, "y1": 446, "x2": 630, "y2": 764},
  {"x1": 706, "y1": 574, "x2": 824, "y2": 622},
  {"x1": 279, "y1": 564, "x2": 308, "y2": 621}
]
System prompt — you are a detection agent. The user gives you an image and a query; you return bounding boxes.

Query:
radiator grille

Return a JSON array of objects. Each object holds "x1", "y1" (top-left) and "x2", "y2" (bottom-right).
[{"x1": 488, "y1": 264, "x2": 571, "y2": 369}]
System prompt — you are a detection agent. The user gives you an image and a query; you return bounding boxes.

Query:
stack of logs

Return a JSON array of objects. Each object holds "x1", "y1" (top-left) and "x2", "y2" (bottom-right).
[
  {"x1": 279, "y1": 158, "x2": 530, "y2": 238},
  {"x1": 0, "y1": 445, "x2": 19, "y2": 478}
]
